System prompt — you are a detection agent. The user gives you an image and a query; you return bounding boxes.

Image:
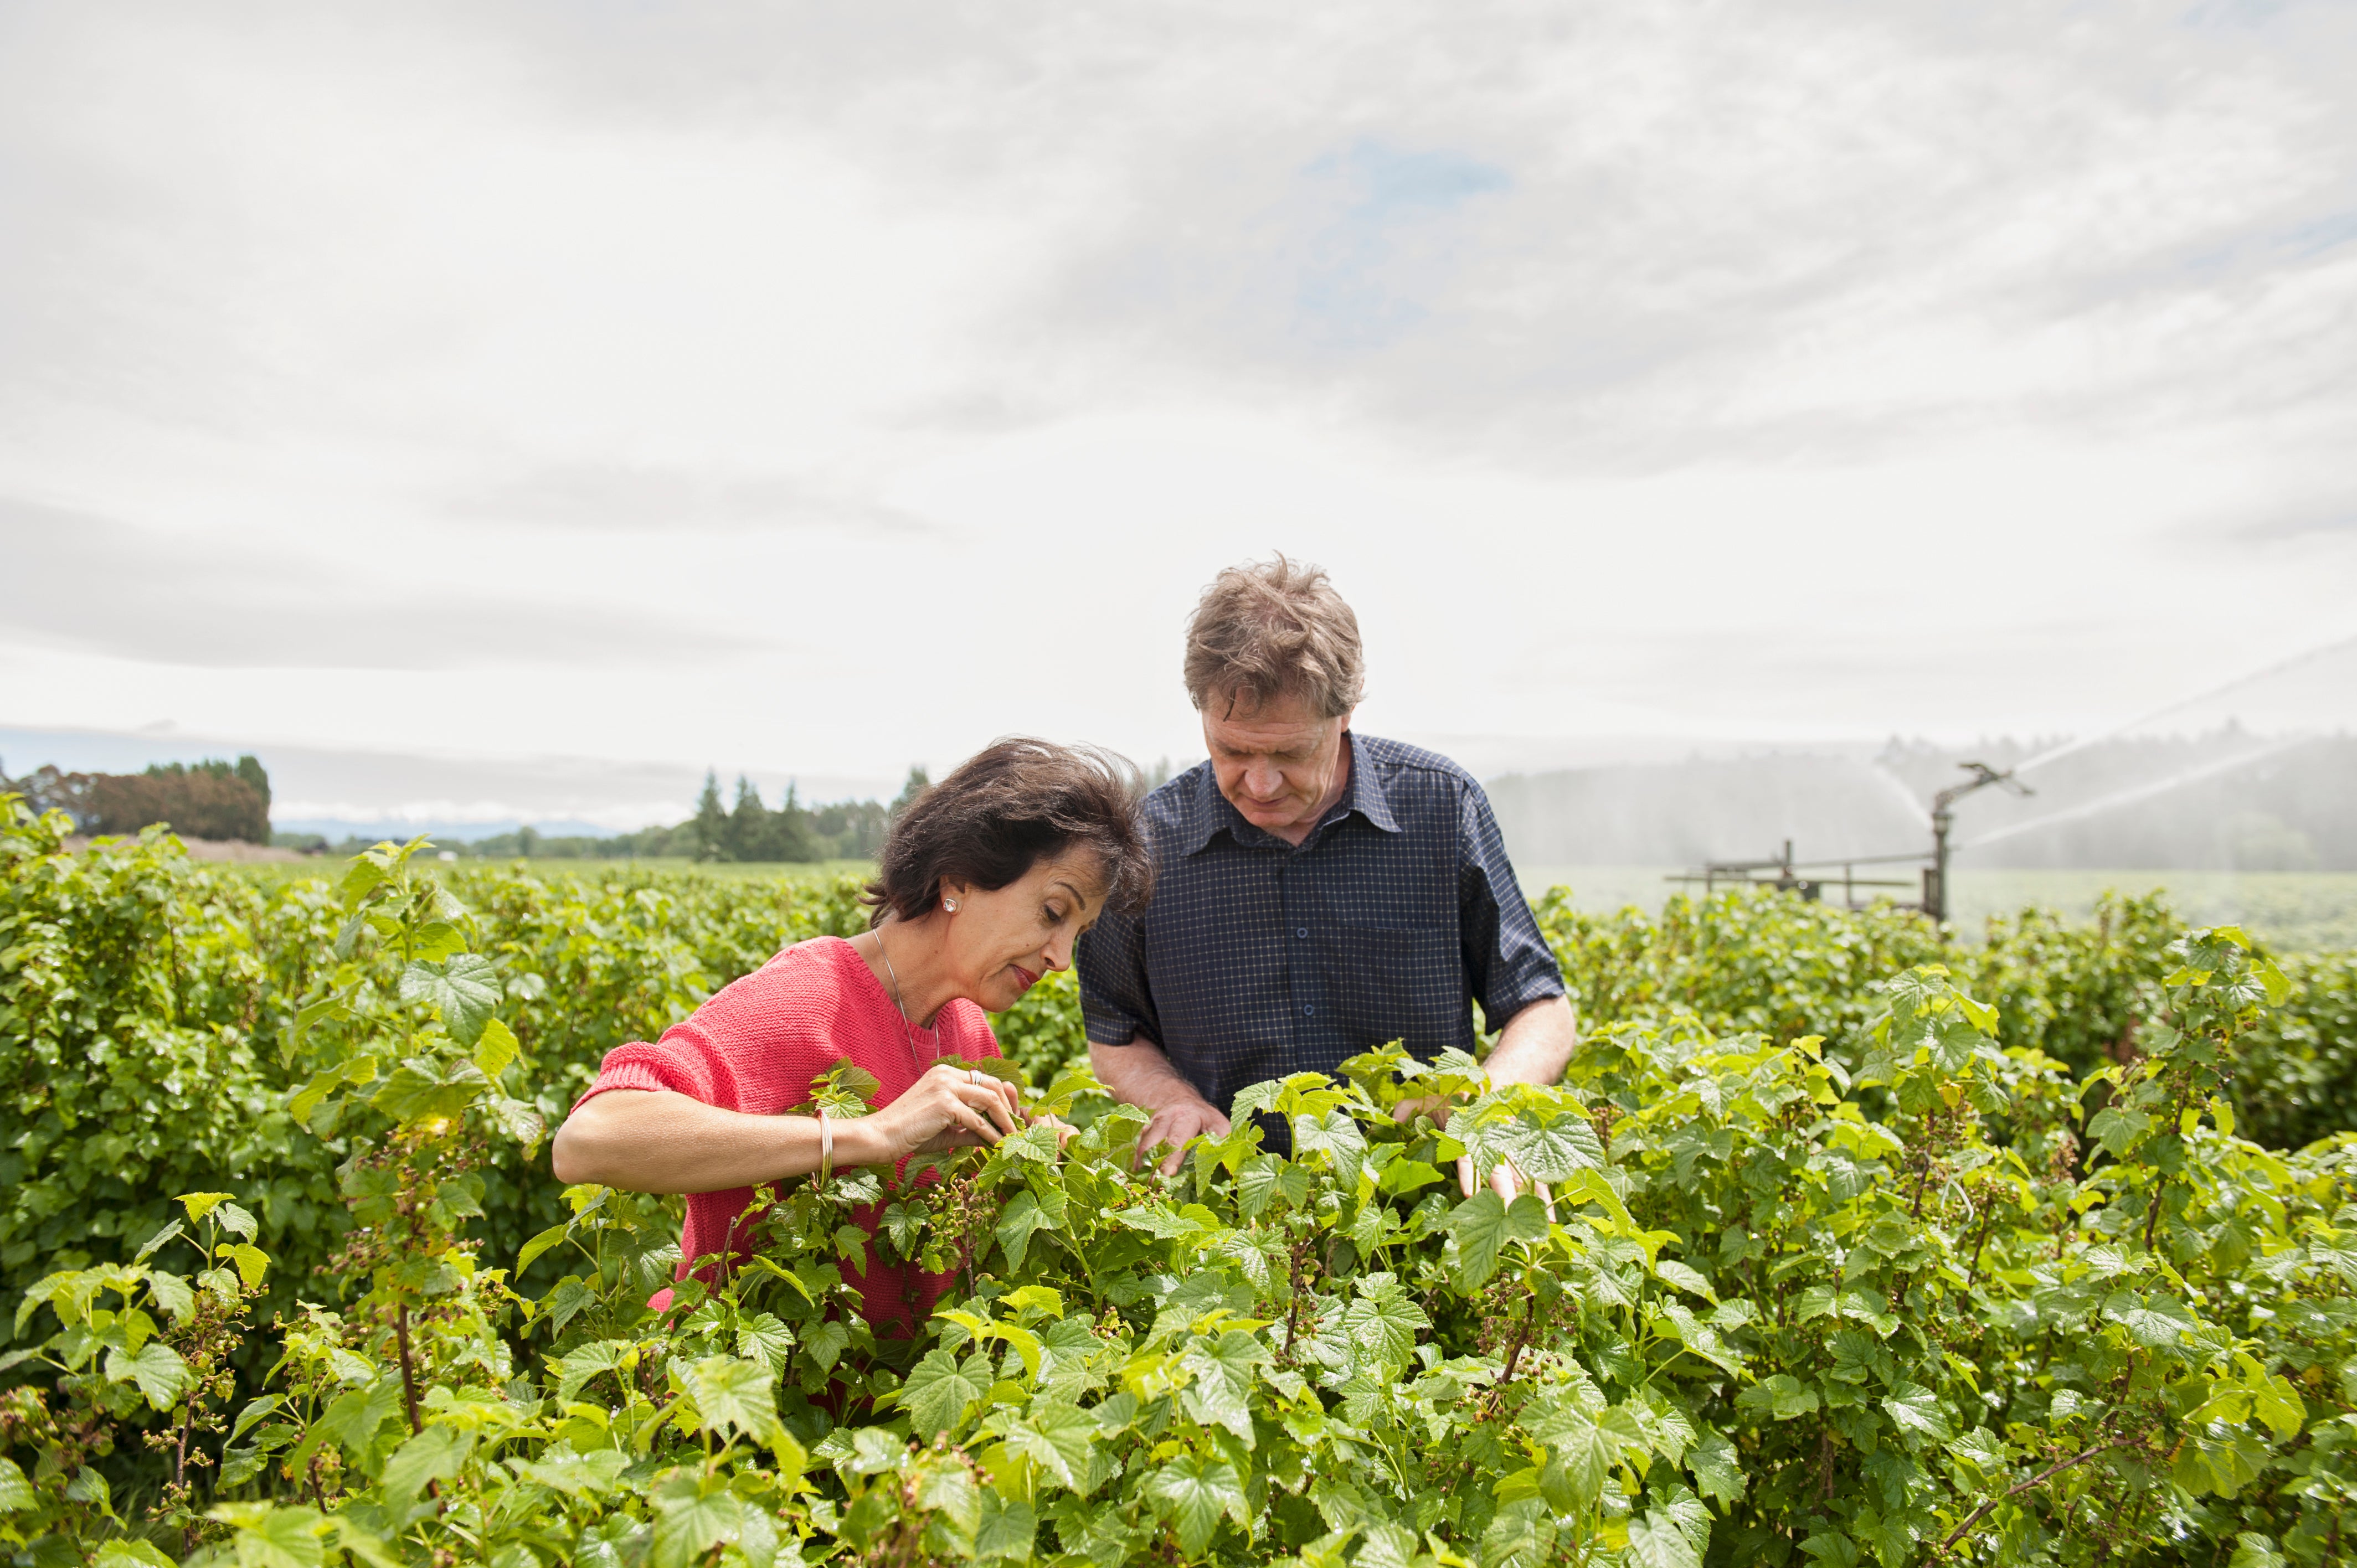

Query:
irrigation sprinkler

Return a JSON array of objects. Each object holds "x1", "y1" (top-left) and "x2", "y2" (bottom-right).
[
  {"x1": 1926, "y1": 761, "x2": 2032, "y2": 923},
  {"x1": 1666, "y1": 761, "x2": 2031, "y2": 922}
]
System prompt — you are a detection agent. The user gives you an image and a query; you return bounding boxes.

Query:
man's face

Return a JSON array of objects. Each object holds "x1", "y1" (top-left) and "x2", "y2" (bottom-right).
[{"x1": 1201, "y1": 689, "x2": 1355, "y2": 837}]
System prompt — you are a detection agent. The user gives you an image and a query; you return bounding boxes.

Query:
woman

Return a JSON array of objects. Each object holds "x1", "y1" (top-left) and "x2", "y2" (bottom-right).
[{"x1": 549, "y1": 739, "x2": 1152, "y2": 1337}]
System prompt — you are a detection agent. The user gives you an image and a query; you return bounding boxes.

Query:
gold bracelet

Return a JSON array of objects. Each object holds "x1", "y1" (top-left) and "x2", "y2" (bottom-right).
[{"x1": 817, "y1": 1106, "x2": 833, "y2": 1189}]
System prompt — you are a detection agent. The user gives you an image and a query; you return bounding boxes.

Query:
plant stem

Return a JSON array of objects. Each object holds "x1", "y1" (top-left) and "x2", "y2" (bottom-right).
[
  {"x1": 393, "y1": 1303, "x2": 423, "y2": 1435},
  {"x1": 1934, "y1": 1440, "x2": 2126, "y2": 1555}
]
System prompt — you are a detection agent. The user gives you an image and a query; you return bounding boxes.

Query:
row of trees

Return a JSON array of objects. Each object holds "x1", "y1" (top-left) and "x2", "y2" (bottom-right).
[
  {"x1": 0, "y1": 755, "x2": 272, "y2": 843},
  {"x1": 461, "y1": 766, "x2": 933, "y2": 863}
]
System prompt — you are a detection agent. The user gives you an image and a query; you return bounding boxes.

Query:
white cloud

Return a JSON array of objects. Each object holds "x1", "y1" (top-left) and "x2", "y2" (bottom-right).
[{"x1": 1, "y1": 0, "x2": 2354, "y2": 811}]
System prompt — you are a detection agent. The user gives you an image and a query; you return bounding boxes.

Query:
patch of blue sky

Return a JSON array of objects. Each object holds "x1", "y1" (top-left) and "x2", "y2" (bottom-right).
[
  {"x1": 2278, "y1": 208, "x2": 2357, "y2": 260},
  {"x1": 1288, "y1": 139, "x2": 1511, "y2": 351}
]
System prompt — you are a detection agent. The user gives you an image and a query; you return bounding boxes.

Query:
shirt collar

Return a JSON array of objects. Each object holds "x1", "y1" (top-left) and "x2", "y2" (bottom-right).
[{"x1": 1179, "y1": 730, "x2": 1400, "y2": 855}]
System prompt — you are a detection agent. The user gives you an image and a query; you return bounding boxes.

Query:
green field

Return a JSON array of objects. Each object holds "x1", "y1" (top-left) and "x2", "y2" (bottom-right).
[
  {"x1": 1516, "y1": 864, "x2": 2357, "y2": 951},
  {"x1": 229, "y1": 854, "x2": 2357, "y2": 952},
  {"x1": 227, "y1": 854, "x2": 879, "y2": 889}
]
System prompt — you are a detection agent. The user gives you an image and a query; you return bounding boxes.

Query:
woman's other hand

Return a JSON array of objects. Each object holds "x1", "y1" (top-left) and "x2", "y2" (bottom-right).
[{"x1": 861, "y1": 1059, "x2": 1024, "y2": 1159}]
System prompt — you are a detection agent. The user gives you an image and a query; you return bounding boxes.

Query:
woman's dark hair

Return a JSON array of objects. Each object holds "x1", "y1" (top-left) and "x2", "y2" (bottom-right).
[{"x1": 863, "y1": 739, "x2": 1154, "y2": 927}]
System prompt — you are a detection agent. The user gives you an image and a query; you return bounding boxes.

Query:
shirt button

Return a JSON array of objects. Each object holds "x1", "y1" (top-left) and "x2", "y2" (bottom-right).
[
  {"x1": 1295, "y1": 926, "x2": 1309, "y2": 939},
  {"x1": 1303, "y1": 1004, "x2": 1315, "y2": 1016}
]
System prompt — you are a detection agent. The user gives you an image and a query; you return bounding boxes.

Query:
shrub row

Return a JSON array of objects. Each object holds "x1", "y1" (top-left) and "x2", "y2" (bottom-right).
[{"x1": 2, "y1": 827, "x2": 2351, "y2": 1564}]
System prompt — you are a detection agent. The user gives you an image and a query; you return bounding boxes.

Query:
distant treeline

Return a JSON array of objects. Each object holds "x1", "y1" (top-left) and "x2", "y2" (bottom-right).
[
  {"x1": 441, "y1": 767, "x2": 930, "y2": 863},
  {"x1": 1, "y1": 756, "x2": 272, "y2": 843}
]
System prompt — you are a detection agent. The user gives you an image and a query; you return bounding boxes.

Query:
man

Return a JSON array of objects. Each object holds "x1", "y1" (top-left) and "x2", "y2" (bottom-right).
[{"x1": 1078, "y1": 555, "x2": 1576, "y2": 1201}]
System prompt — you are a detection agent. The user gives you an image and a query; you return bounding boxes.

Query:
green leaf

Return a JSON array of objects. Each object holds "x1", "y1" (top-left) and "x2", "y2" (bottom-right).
[
  {"x1": 2086, "y1": 1107, "x2": 2152, "y2": 1159},
  {"x1": 336, "y1": 857, "x2": 385, "y2": 909},
  {"x1": 1491, "y1": 1110, "x2": 1606, "y2": 1182},
  {"x1": 106, "y1": 1340, "x2": 188, "y2": 1410},
  {"x1": 2101, "y1": 1291, "x2": 2196, "y2": 1351},
  {"x1": 369, "y1": 1057, "x2": 491, "y2": 1122},
  {"x1": 810, "y1": 1060, "x2": 883, "y2": 1116},
  {"x1": 471, "y1": 1017, "x2": 519, "y2": 1077},
  {"x1": 550, "y1": 1340, "x2": 629, "y2": 1402},
  {"x1": 483, "y1": 1094, "x2": 547, "y2": 1149},
  {"x1": 314, "y1": 1380, "x2": 402, "y2": 1459},
  {"x1": 1476, "y1": 1496, "x2": 1556, "y2": 1568},
  {"x1": 287, "y1": 1062, "x2": 355, "y2": 1127},
  {"x1": 1144, "y1": 1454, "x2": 1247, "y2": 1557},
  {"x1": 397, "y1": 955, "x2": 502, "y2": 1046},
  {"x1": 974, "y1": 1488, "x2": 1036, "y2": 1561},
  {"x1": 801, "y1": 1318, "x2": 852, "y2": 1374},
  {"x1": 902, "y1": 1348, "x2": 989, "y2": 1440},
  {"x1": 1532, "y1": 1411, "x2": 1614, "y2": 1513},
  {"x1": 94, "y1": 1541, "x2": 178, "y2": 1568},
  {"x1": 734, "y1": 1312, "x2": 796, "y2": 1373},
  {"x1": 219, "y1": 1242, "x2": 269, "y2": 1287},
  {"x1": 1687, "y1": 1428, "x2": 1744, "y2": 1504},
  {"x1": 997, "y1": 1190, "x2": 1061, "y2": 1273},
  {"x1": 1339, "y1": 1275, "x2": 1429, "y2": 1379},
  {"x1": 1881, "y1": 1383, "x2": 1953, "y2": 1445},
  {"x1": 209, "y1": 1503, "x2": 327, "y2": 1568},
  {"x1": 1378, "y1": 1157, "x2": 1444, "y2": 1196},
  {"x1": 510, "y1": 1445, "x2": 629, "y2": 1499},
  {"x1": 408, "y1": 921, "x2": 469, "y2": 963},
  {"x1": 133, "y1": 1219, "x2": 184, "y2": 1263},
  {"x1": 681, "y1": 1355, "x2": 779, "y2": 1444},
  {"x1": 1655, "y1": 1259, "x2": 1717, "y2": 1303},
  {"x1": 2246, "y1": 1368, "x2": 2305, "y2": 1441},
  {"x1": 1001, "y1": 1285, "x2": 1065, "y2": 1319},
  {"x1": 1181, "y1": 1329, "x2": 1271, "y2": 1443},
  {"x1": 1446, "y1": 1190, "x2": 1551, "y2": 1290},
  {"x1": 1005, "y1": 1401, "x2": 1100, "y2": 1492},
  {"x1": 1627, "y1": 1508, "x2": 1703, "y2": 1568},
  {"x1": 2229, "y1": 1534, "x2": 2288, "y2": 1568},
  {"x1": 1291, "y1": 1108, "x2": 1368, "y2": 1183},
  {"x1": 516, "y1": 1220, "x2": 572, "y2": 1276},
  {"x1": 146, "y1": 1269, "x2": 195, "y2": 1323},
  {"x1": 651, "y1": 1471, "x2": 745, "y2": 1568},
  {"x1": 0, "y1": 1455, "x2": 34, "y2": 1512},
  {"x1": 1113, "y1": 1206, "x2": 1206, "y2": 1239},
  {"x1": 1737, "y1": 1374, "x2": 1819, "y2": 1421},
  {"x1": 1798, "y1": 1533, "x2": 1863, "y2": 1568},
  {"x1": 379, "y1": 1424, "x2": 473, "y2": 1502}
]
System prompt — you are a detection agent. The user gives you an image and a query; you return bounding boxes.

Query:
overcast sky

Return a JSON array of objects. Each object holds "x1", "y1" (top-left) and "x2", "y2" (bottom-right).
[{"x1": 3, "y1": 1, "x2": 2354, "y2": 823}]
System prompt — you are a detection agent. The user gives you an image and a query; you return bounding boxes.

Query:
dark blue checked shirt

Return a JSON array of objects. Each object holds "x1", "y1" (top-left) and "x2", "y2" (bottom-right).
[{"x1": 1075, "y1": 732, "x2": 1565, "y2": 1128}]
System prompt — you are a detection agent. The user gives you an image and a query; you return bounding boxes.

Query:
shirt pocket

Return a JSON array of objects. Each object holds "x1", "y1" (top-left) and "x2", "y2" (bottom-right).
[{"x1": 1316, "y1": 924, "x2": 1465, "y2": 1056}]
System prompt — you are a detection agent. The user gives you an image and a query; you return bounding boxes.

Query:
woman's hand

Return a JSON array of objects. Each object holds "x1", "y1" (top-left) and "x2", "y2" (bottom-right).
[{"x1": 851, "y1": 1060, "x2": 1024, "y2": 1162}]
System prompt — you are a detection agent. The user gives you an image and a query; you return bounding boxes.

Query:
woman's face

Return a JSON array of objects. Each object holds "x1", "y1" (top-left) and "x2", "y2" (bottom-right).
[{"x1": 941, "y1": 854, "x2": 1105, "y2": 1013}]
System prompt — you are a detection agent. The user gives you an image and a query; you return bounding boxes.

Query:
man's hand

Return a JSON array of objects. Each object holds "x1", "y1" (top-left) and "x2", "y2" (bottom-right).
[
  {"x1": 1390, "y1": 996, "x2": 1578, "y2": 1214},
  {"x1": 1134, "y1": 1094, "x2": 1232, "y2": 1177},
  {"x1": 1090, "y1": 1034, "x2": 1234, "y2": 1177},
  {"x1": 1391, "y1": 1094, "x2": 1551, "y2": 1213}
]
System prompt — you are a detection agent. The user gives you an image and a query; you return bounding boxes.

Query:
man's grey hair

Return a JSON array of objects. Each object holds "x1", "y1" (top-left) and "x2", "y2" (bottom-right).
[{"x1": 1183, "y1": 554, "x2": 1365, "y2": 720}]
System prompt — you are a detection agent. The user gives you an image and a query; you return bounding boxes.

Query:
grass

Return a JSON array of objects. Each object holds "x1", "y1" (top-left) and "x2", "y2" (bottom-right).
[{"x1": 1515, "y1": 865, "x2": 2357, "y2": 953}]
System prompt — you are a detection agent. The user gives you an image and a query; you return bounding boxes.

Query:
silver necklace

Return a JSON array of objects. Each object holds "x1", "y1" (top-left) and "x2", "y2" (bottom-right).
[{"x1": 868, "y1": 925, "x2": 938, "y2": 1068}]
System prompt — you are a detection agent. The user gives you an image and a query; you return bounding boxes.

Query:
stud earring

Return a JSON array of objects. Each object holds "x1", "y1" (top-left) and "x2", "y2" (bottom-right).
[{"x1": 944, "y1": 898, "x2": 959, "y2": 912}]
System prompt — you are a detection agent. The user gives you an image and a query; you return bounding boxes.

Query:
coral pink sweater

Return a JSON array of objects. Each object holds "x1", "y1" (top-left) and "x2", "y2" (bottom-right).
[{"x1": 577, "y1": 935, "x2": 1000, "y2": 1338}]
